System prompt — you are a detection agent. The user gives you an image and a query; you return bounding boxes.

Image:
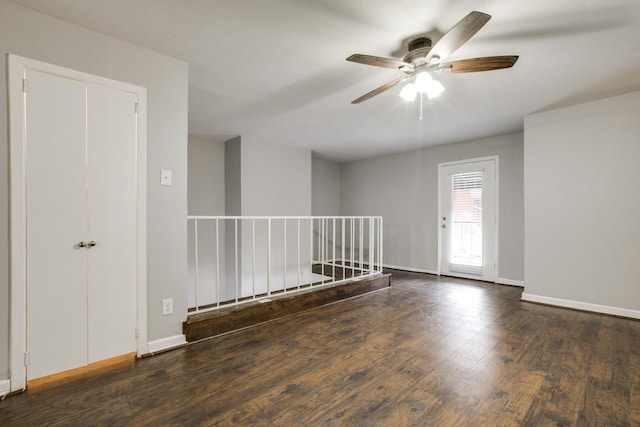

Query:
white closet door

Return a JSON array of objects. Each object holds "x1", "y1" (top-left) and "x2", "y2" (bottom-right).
[
  {"x1": 86, "y1": 83, "x2": 138, "y2": 363},
  {"x1": 25, "y1": 70, "x2": 88, "y2": 380}
]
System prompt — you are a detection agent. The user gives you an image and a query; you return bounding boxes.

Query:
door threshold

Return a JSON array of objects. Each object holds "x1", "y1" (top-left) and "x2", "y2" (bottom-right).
[{"x1": 27, "y1": 352, "x2": 136, "y2": 391}]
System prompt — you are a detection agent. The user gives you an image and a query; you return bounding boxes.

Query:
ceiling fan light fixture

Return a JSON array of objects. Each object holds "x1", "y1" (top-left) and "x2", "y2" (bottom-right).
[
  {"x1": 399, "y1": 64, "x2": 414, "y2": 73},
  {"x1": 414, "y1": 72, "x2": 433, "y2": 93},
  {"x1": 414, "y1": 71, "x2": 444, "y2": 99},
  {"x1": 428, "y1": 55, "x2": 441, "y2": 65},
  {"x1": 399, "y1": 83, "x2": 417, "y2": 102},
  {"x1": 425, "y1": 79, "x2": 445, "y2": 99}
]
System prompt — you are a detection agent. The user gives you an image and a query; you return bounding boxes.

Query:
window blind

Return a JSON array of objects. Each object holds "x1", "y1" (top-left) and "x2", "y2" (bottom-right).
[{"x1": 450, "y1": 171, "x2": 483, "y2": 272}]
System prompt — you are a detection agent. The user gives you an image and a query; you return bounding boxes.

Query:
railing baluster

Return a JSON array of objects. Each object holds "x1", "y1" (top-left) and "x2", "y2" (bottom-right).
[
  {"x1": 310, "y1": 218, "x2": 313, "y2": 287},
  {"x1": 297, "y1": 218, "x2": 301, "y2": 289},
  {"x1": 215, "y1": 219, "x2": 220, "y2": 307},
  {"x1": 375, "y1": 217, "x2": 379, "y2": 273},
  {"x1": 321, "y1": 218, "x2": 325, "y2": 284},
  {"x1": 376, "y1": 217, "x2": 379, "y2": 273},
  {"x1": 194, "y1": 219, "x2": 199, "y2": 311},
  {"x1": 267, "y1": 218, "x2": 271, "y2": 296},
  {"x1": 252, "y1": 219, "x2": 256, "y2": 300},
  {"x1": 235, "y1": 218, "x2": 239, "y2": 304},
  {"x1": 378, "y1": 217, "x2": 384, "y2": 272},
  {"x1": 283, "y1": 219, "x2": 287, "y2": 292},
  {"x1": 316, "y1": 218, "x2": 320, "y2": 265},
  {"x1": 359, "y1": 217, "x2": 364, "y2": 276},
  {"x1": 332, "y1": 217, "x2": 336, "y2": 283},
  {"x1": 341, "y1": 217, "x2": 345, "y2": 280},
  {"x1": 351, "y1": 217, "x2": 355, "y2": 279},
  {"x1": 369, "y1": 218, "x2": 373, "y2": 274}
]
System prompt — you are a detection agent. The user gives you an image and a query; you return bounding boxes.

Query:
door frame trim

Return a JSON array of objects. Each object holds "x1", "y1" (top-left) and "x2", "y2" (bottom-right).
[
  {"x1": 437, "y1": 155, "x2": 499, "y2": 281},
  {"x1": 8, "y1": 54, "x2": 148, "y2": 392}
]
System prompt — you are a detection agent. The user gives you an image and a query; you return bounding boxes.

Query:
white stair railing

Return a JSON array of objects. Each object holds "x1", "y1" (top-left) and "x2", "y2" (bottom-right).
[{"x1": 187, "y1": 216, "x2": 383, "y2": 314}]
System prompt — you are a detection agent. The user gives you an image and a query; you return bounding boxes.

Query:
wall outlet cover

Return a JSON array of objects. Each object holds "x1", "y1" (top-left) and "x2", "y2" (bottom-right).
[
  {"x1": 160, "y1": 169, "x2": 172, "y2": 186},
  {"x1": 162, "y1": 298, "x2": 173, "y2": 315}
]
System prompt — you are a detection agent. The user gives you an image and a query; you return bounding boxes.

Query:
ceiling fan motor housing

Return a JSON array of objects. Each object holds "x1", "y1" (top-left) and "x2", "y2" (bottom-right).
[
  {"x1": 404, "y1": 37, "x2": 432, "y2": 67},
  {"x1": 408, "y1": 37, "x2": 432, "y2": 51}
]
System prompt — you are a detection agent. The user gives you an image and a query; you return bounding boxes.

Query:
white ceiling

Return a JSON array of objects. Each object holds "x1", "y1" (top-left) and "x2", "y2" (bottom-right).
[{"x1": 9, "y1": 0, "x2": 640, "y2": 161}]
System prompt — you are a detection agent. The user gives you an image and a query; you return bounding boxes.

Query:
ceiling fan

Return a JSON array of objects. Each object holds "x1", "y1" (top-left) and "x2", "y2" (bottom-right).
[{"x1": 346, "y1": 11, "x2": 518, "y2": 104}]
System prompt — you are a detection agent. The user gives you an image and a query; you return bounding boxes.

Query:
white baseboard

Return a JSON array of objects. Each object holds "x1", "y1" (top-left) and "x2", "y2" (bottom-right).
[
  {"x1": 496, "y1": 277, "x2": 524, "y2": 287},
  {"x1": 383, "y1": 264, "x2": 439, "y2": 275},
  {"x1": 0, "y1": 379, "x2": 10, "y2": 397},
  {"x1": 521, "y1": 293, "x2": 640, "y2": 319},
  {"x1": 147, "y1": 334, "x2": 187, "y2": 354},
  {"x1": 382, "y1": 266, "x2": 524, "y2": 288}
]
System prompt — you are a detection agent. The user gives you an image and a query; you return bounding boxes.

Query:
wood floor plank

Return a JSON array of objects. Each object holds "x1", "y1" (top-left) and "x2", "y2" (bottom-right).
[
  {"x1": 1, "y1": 270, "x2": 638, "y2": 426},
  {"x1": 578, "y1": 316, "x2": 632, "y2": 426},
  {"x1": 369, "y1": 306, "x2": 532, "y2": 424},
  {"x1": 521, "y1": 311, "x2": 602, "y2": 426},
  {"x1": 632, "y1": 319, "x2": 640, "y2": 426},
  {"x1": 469, "y1": 367, "x2": 546, "y2": 426}
]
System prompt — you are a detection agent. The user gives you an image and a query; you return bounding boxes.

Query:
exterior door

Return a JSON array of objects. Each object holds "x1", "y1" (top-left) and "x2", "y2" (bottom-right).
[
  {"x1": 24, "y1": 70, "x2": 138, "y2": 380},
  {"x1": 439, "y1": 158, "x2": 496, "y2": 281}
]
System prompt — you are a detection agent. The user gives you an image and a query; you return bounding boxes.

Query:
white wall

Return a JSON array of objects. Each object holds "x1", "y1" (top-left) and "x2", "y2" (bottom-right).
[
  {"x1": 341, "y1": 133, "x2": 524, "y2": 282},
  {"x1": 523, "y1": 91, "x2": 640, "y2": 317},
  {"x1": 0, "y1": 0, "x2": 189, "y2": 377},
  {"x1": 312, "y1": 155, "x2": 341, "y2": 216}
]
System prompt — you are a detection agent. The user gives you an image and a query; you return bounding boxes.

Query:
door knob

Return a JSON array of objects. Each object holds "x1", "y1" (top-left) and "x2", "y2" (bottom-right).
[
  {"x1": 87, "y1": 241, "x2": 97, "y2": 248},
  {"x1": 78, "y1": 241, "x2": 87, "y2": 248}
]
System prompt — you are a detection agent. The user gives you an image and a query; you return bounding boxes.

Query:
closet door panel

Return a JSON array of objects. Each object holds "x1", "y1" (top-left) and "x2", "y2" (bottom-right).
[
  {"x1": 25, "y1": 70, "x2": 88, "y2": 380},
  {"x1": 86, "y1": 83, "x2": 137, "y2": 362}
]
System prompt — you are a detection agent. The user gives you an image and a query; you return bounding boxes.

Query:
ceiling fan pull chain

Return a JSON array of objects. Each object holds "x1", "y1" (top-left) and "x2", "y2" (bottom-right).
[{"x1": 419, "y1": 92, "x2": 424, "y2": 122}]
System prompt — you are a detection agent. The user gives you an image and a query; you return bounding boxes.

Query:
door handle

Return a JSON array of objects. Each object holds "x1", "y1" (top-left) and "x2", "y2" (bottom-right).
[{"x1": 77, "y1": 241, "x2": 97, "y2": 248}]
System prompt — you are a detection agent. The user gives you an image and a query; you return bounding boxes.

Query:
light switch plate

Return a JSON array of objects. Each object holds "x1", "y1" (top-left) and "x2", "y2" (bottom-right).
[{"x1": 160, "y1": 169, "x2": 172, "y2": 186}]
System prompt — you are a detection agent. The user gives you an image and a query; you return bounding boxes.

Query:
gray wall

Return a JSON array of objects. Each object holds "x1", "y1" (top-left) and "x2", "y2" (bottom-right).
[
  {"x1": 312, "y1": 155, "x2": 341, "y2": 216},
  {"x1": 188, "y1": 136, "x2": 225, "y2": 215},
  {"x1": 236, "y1": 139, "x2": 313, "y2": 297},
  {"x1": 225, "y1": 137, "x2": 242, "y2": 216},
  {"x1": 341, "y1": 133, "x2": 524, "y2": 282},
  {"x1": 187, "y1": 136, "x2": 226, "y2": 307},
  {"x1": 241, "y1": 139, "x2": 311, "y2": 216},
  {"x1": 0, "y1": 0, "x2": 189, "y2": 377},
  {"x1": 524, "y1": 91, "x2": 640, "y2": 313}
]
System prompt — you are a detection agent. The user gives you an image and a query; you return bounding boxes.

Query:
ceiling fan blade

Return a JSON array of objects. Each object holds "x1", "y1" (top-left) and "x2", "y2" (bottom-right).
[
  {"x1": 426, "y1": 11, "x2": 491, "y2": 64},
  {"x1": 346, "y1": 54, "x2": 412, "y2": 70},
  {"x1": 351, "y1": 75, "x2": 411, "y2": 104},
  {"x1": 438, "y1": 56, "x2": 518, "y2": 73}
]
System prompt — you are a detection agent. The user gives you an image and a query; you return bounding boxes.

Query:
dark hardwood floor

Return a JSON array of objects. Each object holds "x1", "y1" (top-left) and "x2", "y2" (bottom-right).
[{"x1": 1, "y1": 270, "x2": 638, "y2": 426}]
